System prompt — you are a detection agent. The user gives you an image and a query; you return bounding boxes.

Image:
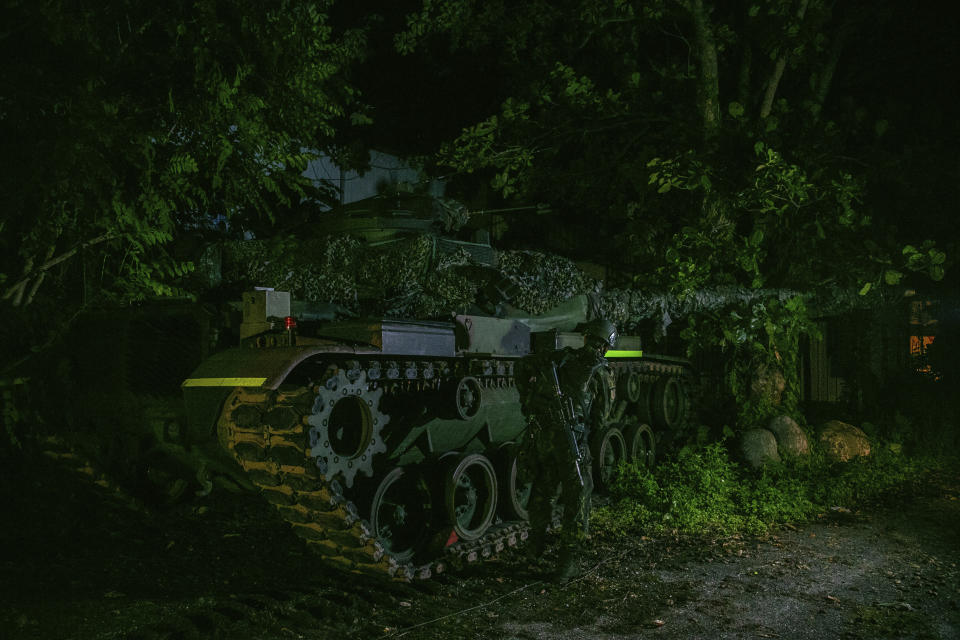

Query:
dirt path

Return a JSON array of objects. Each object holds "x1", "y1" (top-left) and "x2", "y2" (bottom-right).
[{"x1": 2, "y1": 453, "x2": 958, "y2": 640}]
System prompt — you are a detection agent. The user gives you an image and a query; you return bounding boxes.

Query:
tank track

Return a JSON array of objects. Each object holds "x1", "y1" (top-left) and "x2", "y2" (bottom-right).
[
  {"x1": 216, "y1": 384, "x2": 532, "y2": 581},
  {"x1": 214, "y1": 356, "x2": 691, "y2": 581}
]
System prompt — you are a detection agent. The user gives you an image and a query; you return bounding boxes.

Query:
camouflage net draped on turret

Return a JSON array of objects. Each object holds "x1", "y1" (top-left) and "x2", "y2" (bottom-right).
[
  {"x1": 220, "y1": 238, "x2": 606, "y2": 321},
  {"x1": 221, "y1": 235, "x2": 472, "y2": 318},
  {"x1": 494, "y1": 251, "x2": 596, "y2": 315},
  {"x1": 219, "y1": 235, "x2": 817, "y2": 332},
  {"x1": 597, "y1": 286, "x2": 809, "y2": 335}
]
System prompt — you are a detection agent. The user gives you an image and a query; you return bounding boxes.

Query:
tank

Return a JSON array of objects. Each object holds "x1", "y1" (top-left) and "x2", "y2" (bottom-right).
[{"x1": 179, "y1": 194, "x2": 694, "y2": 580}]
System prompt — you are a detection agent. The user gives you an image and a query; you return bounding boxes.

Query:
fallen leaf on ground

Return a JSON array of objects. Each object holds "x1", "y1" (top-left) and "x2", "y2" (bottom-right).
[{"x1": 876, "y1": 602, "x2": 914, "y2": 611}]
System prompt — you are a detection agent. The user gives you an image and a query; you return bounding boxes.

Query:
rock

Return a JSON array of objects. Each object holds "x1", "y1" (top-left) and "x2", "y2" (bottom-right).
[
  {"x1": 740, "y1": 428, "x2": 781, "y2": 468},
  {"x1": 750, "y1": 363, "x2": 787, "y2": 406},
  {"x1": 767, "y1": 415, "x2": 810, "y2": 457},
  {"x1": 817, "y1": 420, "x2": 871, "y2": 462}
]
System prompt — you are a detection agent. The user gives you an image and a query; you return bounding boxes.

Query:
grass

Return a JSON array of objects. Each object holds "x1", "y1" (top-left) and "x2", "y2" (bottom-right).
[{"x1": 592, "y1": 439, "x2": 957, "y2": 539}]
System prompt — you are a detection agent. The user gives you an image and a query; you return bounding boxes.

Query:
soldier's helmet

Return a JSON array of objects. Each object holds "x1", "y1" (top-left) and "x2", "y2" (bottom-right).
[{"x1": 583, "y1": 318, "x2": 618, "y2": 350}]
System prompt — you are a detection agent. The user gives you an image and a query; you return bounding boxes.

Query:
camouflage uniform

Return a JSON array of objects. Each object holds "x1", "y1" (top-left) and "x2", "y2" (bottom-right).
[{"x1": 515, "y1": 345, "x2": 607, "y2": 576}]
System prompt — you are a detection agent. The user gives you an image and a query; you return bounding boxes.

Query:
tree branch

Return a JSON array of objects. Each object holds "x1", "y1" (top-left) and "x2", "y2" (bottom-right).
[
  {"x1": 759, "y1": 0, "x2": 810, "y2": 120},
  {"x1": 577, "y1": 16, "x2": 638, "y2": 51},
  {"x1": 2, "y1": 232, "x2": 116, "y2": 307}
]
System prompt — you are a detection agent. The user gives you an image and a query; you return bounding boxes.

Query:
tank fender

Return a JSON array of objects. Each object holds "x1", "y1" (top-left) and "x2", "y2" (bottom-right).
[
  {"x1": 180, "y1": 345, "x2": 368, "y2": 444},
  {"x1": 454, "y1": 315, "x2": 530, "y2": 355}
]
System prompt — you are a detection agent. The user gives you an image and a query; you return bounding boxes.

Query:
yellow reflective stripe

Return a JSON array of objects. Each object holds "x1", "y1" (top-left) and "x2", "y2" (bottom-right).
[
  {"x1": 182, "y1": 377, "x2": 268, "y2": 387},
  {"x1": 605, "y1": 350, "x2": 643, "y2": 358}
]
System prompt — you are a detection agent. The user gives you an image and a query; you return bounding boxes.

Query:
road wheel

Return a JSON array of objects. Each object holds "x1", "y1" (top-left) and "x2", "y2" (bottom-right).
[
  {"x1": 368, "y1": 465, "x2": 433, "y2": 562},
  {"x1": 590, "y1": 426, "x2": 626, "y2": 492},
  {"x1": 624, "y1": 422, "x2": 656, "y2": 469},
  {"x1": 443, "y1": 453, "x2": 498, "y2": 541}
]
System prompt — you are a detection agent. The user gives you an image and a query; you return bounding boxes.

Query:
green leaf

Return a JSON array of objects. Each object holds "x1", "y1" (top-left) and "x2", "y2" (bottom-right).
[
  {"x1": 657, "y1": 183, "x2": 672, "y2": 194},
  {"x1": 727, "y1": 101, "x2": 745, "y2": 117},
  {"x1": 349, "y1": 112, "x2": 373, "y2": 125},
  {"x1": 858, "y1": 282, "x2": 872, "y2": 296},
  {"x1": 884, "y1": 269, "x2": 903, "y2": 285}
]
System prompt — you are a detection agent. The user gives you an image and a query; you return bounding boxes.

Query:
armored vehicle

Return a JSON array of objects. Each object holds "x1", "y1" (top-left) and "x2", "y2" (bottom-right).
[
  {"x1": 182, "y1": 290, "x2": 691, "y2": 581},
  {"x1": 173, "y1": 193, "x2": 692, "y2": 579}
]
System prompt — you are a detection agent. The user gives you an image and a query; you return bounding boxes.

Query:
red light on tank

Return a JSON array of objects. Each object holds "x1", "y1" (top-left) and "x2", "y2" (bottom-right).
[
  {"x1": 284, "y1": 316, "x2": 297, "y2": 330},
  {"x1": 445, "y1": 529, "x2": 459, "y2": 547}
]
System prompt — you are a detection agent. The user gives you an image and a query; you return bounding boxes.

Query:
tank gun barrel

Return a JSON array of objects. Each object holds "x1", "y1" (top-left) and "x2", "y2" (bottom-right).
[{"x1": 468, "y1": 204, "x2": 551, "y2": 216}]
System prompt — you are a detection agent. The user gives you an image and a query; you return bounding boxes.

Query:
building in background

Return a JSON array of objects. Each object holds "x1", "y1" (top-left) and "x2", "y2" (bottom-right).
[{"x1": 304, "y1": 151, "x2": 445, "y2": 206}]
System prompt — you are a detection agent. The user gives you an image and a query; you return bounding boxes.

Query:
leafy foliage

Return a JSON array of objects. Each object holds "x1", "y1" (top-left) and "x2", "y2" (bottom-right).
[
  {"x1": 0, "y1": 0, "x2": 363, "y2": 311},
  {"x1": 593, "y1": 440, "x2": 953, "y2": 539},
  {"x1": 383, "y1": 0, "x2": 950, "y2": 432}
]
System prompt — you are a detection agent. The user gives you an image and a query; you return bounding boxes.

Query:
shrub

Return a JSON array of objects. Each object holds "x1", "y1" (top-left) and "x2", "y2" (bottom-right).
[{"x1": 592, "y1": 439, "x2": 955, "y2": 540}]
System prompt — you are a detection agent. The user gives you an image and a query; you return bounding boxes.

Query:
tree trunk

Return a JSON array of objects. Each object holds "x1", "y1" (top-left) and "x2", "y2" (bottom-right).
[
  {"x1": 812, "y1": 31, "x2": 844, "y2": 121},
  {"x1": 688, "y1": 0, "x2": 721, "y2": 138},
  {"x1": 737, "y1": 44, "x2": 753, "y2": 109},
  {"x1": 759, "y1": 0, "x2": 810, "y2": 119}
]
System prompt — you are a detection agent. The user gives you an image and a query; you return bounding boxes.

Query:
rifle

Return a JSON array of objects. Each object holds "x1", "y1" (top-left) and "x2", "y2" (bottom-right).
[{"x1": 549, "y1": 361, "x2": 586, "y2": 487}]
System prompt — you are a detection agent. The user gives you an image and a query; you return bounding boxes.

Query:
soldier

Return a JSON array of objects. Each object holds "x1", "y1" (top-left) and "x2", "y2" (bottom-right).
[{"x1": 515, "y1": 318, "x2": 617, "y2": 581}]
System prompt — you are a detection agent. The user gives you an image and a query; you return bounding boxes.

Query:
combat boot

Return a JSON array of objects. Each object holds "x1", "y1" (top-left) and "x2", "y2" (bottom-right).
[
  {"x1": 525, "y1": 528, "x2": 547, "y2": 563},
  {"x1": 553, "y1": 547, "x2": 581, "y2": 583}
]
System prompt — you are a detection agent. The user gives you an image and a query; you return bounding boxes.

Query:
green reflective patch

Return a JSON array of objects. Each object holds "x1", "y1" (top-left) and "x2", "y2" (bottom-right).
[
  {"x1": 605, "y1": 350, "x2": 643, "y2": 358},
  {"x1": 182, "y1": 377, "x2": 268, "y2": 387}
]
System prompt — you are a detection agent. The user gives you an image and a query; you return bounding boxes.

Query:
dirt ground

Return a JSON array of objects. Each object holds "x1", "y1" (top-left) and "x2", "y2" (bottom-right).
[{"x1": 2, "y1": 451, "x2": 958, "y2": 640}]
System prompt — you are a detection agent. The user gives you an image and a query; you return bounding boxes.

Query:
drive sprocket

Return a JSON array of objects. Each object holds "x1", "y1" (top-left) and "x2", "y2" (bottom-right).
[{"x1": 307, "y1": 369, "x2": 389, "y2": 488}]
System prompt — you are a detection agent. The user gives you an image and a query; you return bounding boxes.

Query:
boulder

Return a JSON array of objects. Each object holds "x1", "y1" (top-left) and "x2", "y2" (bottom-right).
[
  {"x1": 767, "y1": 415, "x2": 810, "y2": 457},
  {"x1": 740, "y1": 428, "x2": 781, "y2": 468},
  {"x1": 817, "y1": 420, "x2": 871, "y2": 462},
  {"x1": 750, "y1": 363, "x2": 787, "y2": 406}
]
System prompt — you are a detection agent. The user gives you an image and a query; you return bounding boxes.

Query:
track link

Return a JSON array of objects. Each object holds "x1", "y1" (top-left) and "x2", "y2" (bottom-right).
[
  {"x1": 216, "y1": 385, "x2": 536, "y2": 580},
  {"x1": 212, "y1": 356, "x2": 691, "y2": 580}
]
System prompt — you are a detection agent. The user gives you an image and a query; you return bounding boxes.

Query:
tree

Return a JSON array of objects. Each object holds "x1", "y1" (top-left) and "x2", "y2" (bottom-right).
[
  {"x1": 355, "y1": 0, "x2": 953, "y2": 427},
  {"x1": 0, "y1": 0, "x2": 365, "y2": 312},
  {"x1": 0, "y1": 0, "x2": 371, "y2": 379}
]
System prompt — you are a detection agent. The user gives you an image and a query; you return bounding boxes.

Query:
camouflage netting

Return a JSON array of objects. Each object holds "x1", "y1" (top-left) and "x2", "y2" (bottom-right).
[
  {"x1": 431, "y1": 197, "x2": 470, "y2": 232},
  {"x1": 597, "y1": 289, "x2": 670, "y2": 332},
  {"x1": 223, "y1": 236, "x2": 364, "y2": 312},
  {"x1": 495, "y1": 250, "x2": 597, "y2": 315},
  {"x1": 221, "y1": 235, "x2": 478, "y2": 319},
  {"x1": 220, "y1": 238, "x2": 606, "y2": 320},
  {"x1": 598, "y1": 286, "x2": 808, "y2": 333},
  {"x1": 221, "y1": 234, "x2": 815, "y2": 328}
]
